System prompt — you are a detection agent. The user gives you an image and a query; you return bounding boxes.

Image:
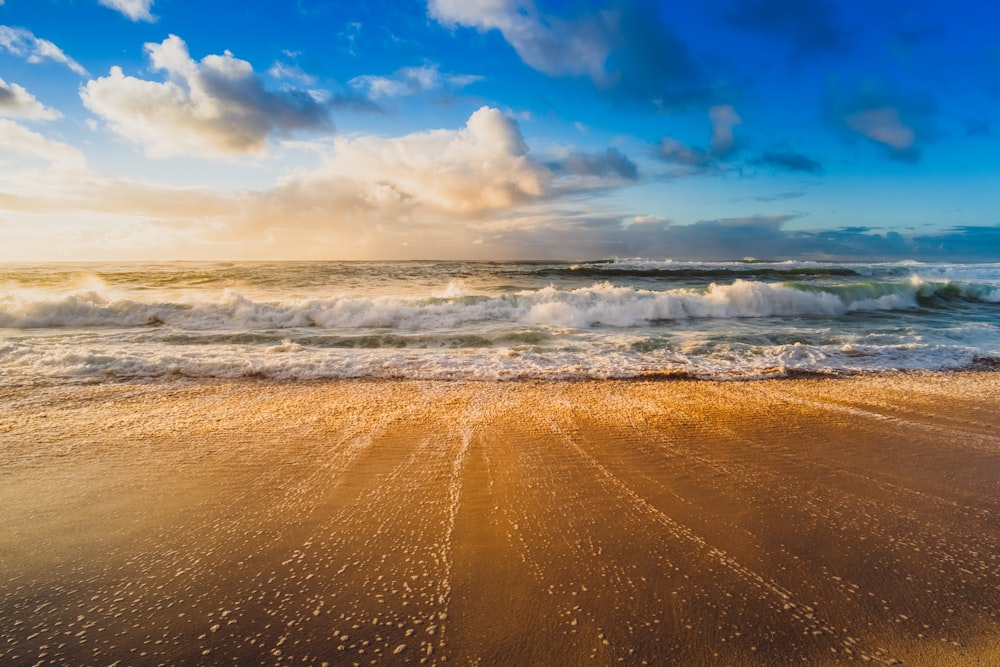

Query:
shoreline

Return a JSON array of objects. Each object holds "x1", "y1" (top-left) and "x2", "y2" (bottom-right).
[
  {"x1": 2, "y1": 372, "x2": 999, "y2": 664},
  {"x1": 4, "y1": 363, "x2": 1000, "y2": 389}
]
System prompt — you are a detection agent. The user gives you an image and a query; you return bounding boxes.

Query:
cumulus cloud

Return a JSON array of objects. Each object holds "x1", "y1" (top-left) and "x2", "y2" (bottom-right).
[
  {"x1": 828, "y1": 83, "x2": 937, "y2": 163},
  {"x1": 349, "y1": 64, "x2": 482, "y2": 99},
  {"x1": 81, "y1": 35, "x2": 332, "y2": 158},
  {"x1": 656, "y1": 105, "x2": 742, "y2": 172},
  {"x1": 279, "y1": 106, "x2": 547, "y2": 215},
  {"x1": 0, "y1": 78, "x2": 61, "y2": 120},
  {"x1": 750, "y1": 150, "x2": 823, "y2": 173},
  {"x1": 429, "y1": 0, "x2": 703, "y2": 108},
  {"x1": 194, "y1": 107, "x2": 554, "y2": 257},
  {"x1": 0, "y1": 105, "x2": 644, "y2": 260},
  {"x1": 0, "y1": 26, "x2": 88, "y2": 75},
  {"x1": 725, "y1": 0, "x2": 849, "y2": 56},
  {"x1": 98, "y1": 0, "x2": 156, "y2": 22},
  {"x1": 216, "y1": 107, "x2": 653, "y2": 258}
]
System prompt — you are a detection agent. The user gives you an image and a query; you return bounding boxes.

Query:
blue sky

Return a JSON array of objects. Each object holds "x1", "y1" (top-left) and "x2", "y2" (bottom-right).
[{"x1": 0, "y1": 0, "x2": 998, "y2": 261}]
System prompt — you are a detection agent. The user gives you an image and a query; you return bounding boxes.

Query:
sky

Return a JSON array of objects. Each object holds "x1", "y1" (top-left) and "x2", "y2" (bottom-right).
[{"x1": 0, "y1": 0, "x2": 999, "y2": 262}]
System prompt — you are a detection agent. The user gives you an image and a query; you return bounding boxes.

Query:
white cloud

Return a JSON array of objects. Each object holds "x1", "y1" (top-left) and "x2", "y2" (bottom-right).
[
  {"x1": 1, "y1": 107, "x2": 553, "y2": 260},
  {"x1": 429, "y1": 0, "x2": 613, "y2": 82},
  {"x1": 80, "y1": 35, "x2": 332, "y2": 158},
  {"x1": 226, "y1": 107, "x2": 647, "y2": 258},
  {"x1": 0, "y1": 26, "x2": 88, "y2": 76},
  {"x1": 268, "y1": 61, "x2": 317, "y2": 86},
  {"x1": 98, "y1": 0, "x2": 156, "y2": 22},
  {"x1": 283, "y1": 106, "x2": 547, "y2": 214},
  {"x1": 0, "y1": 106, "x2": 640, "y2": 260},
  {"x1": 0, "y1": 78, "x2": 62, "y2": 120},
  {"x1": 338, "y1": 22, "x2": 362, "y2": 55},
  {"x1": 0, "y1": 120, "x2": 246, "y2": 260},
  {"x1": 632, "y1": 214, "x2": 670, "y2": 225},
  {"x1": 349, "y1": 64, "x2": 482, "y2": 99},
  {"x1": 0, "y1": 119, "x2": 85, "y2": 170}
]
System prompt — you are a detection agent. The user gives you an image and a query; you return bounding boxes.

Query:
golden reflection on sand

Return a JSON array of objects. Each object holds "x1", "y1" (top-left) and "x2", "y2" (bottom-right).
[{"x1": 2, "y1": 373, "x2": 1000, "y2": 665}]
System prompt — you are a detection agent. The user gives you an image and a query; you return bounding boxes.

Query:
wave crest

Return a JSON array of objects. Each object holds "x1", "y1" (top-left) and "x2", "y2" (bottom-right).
[{"x1": 1, "y1": 278, "x2": 996, "y2": 331}]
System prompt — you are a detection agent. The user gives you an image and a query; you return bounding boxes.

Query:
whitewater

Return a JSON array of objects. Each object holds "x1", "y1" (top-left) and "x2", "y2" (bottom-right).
[{"x1": 1, "y1": 260, "x2": 999, "y2": 383}]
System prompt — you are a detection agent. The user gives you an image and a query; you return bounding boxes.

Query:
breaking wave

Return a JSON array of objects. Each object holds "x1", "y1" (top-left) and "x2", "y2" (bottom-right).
[
  {"x1": 3, "y1": 261, "x2": 998, "y2": 384},
  {"x1": 2, "y1": 279, "x2": 997, "y2": 331}
]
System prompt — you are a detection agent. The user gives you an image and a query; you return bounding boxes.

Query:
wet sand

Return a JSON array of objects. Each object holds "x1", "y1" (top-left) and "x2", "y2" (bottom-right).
[{"x1": 2, "y1": 373, "x2": 1000, "y2": 665}]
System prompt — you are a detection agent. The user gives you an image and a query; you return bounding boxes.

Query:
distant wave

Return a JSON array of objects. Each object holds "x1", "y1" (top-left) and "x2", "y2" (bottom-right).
[
  {"x1": 2, "y1": 279, "x2": 997, "y2": 331},
  {"x1": 530, "y1": 266, "x2": 862, "y2": 280}
]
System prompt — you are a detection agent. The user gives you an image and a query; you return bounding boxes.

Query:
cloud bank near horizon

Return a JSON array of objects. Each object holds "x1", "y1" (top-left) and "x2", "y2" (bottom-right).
[{"x1": 1, "y1": 100, "x2": 994, "y2": 261}]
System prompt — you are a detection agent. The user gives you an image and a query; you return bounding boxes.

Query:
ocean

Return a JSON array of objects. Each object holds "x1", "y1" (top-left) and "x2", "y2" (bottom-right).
[{"x1": 1, "y1": 259, "x2": 999, "y2": 384}]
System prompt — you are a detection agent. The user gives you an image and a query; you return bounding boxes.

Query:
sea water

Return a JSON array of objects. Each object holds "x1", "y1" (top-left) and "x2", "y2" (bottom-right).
[{"x1": 1, "y1": 259, "x2": 998, "y2": 383}]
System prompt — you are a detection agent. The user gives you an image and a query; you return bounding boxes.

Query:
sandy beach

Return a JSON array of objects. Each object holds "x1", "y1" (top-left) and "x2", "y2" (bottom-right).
[{"x1": 2, "y1": 373, "x2": 999, "y2": 665}]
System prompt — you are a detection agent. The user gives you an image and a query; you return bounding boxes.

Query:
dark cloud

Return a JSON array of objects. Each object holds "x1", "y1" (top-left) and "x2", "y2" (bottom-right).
[
  {"x1": 327, "y1": 93, "x2": 383, "y2": 113},
  {"x1": 826, "y1": 82, "x2": 938, "y2": 163},
  {"x1": 645, "y1": 216, "x2": 813, "y2": 259},
  {"x1": 909, "y1": 225, "x2": 1000, "y2": 259},
  {"x1": 429, "y1": 0, "x2": 708, "y2": 110},
  {"x1": 602, "y1": 1, "x2": 708, "y2": 109},
  {"x1": 724, "y1": 0, "x2": 850, "y2": 57},
  {"x1": 654, "y1": 105, "x2": 742, "y2": 172},
  {"x1": 615, "y1": 222, "x2": 1000, "y2": 261},
  {"x1": 462, "y1": 208, "x2": 1000, "y2": 262},
  {"x1": 198, "y1": 66, "x2": 331, "y2": 134},
  {"x1": 751, "y1": 150, "x2": 823, "y2": 173},
  {"x1": 655, "y1": 138, "x2": 714, "y2": 169},
  {"x1": 551, "y1": 148, "x2": 639, "y2": 180}
]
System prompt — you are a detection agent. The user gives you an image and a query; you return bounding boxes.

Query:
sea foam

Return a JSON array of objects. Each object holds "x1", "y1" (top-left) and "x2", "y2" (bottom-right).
[{"x1": 2, "y1": 279, "x2": 990, "y2": 331}]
